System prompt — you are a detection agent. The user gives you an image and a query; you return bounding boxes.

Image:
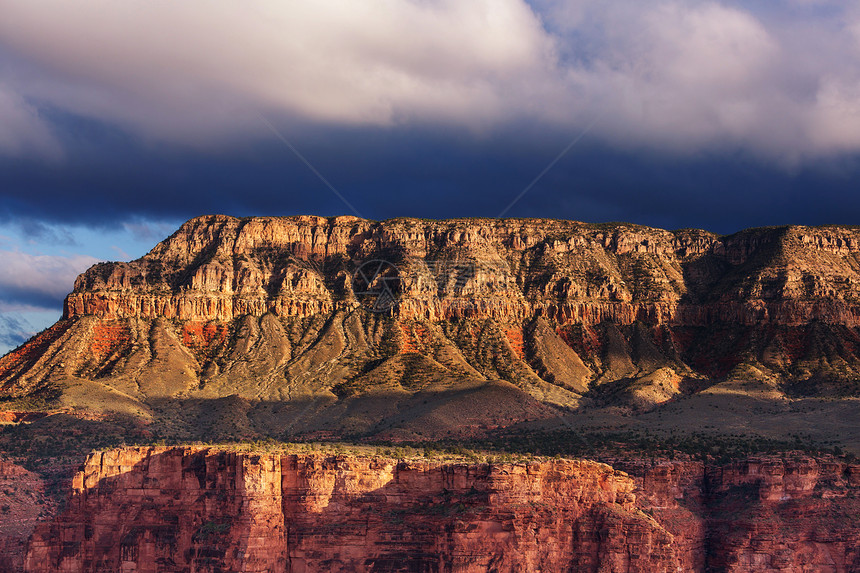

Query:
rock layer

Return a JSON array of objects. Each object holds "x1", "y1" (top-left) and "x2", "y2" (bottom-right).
[
  {"x1": 0, "y1": 458, "x2": 55, "y2": 573},
  {"x1": 60, "y1": 217, "x2": 860, "y2": 328},
  {"x1": 21, "y1": 448, "x2": 860, "y2": 573},
  {"x1": 6, "y1": 216, "x2": 860, "y2": 433},
  {"x1": 24, "y1": 447, "x2": 677, "y2": 572},
  {"x1": 626, "y1": 456, "x2": 860, "y2": 573}
]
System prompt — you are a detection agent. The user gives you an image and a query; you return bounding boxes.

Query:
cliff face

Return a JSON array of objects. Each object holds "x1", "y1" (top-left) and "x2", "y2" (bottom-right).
[
  {"x1": 22, "y1": 448, "x2": 860, "y2": 573},
  {"x1": 5, "y1": 216, "x2": 860, "y2": 437},
  {"x1": 60, "y1": 217, "x2": 860, "y2": 328},
  {"x1": 0, "y1": 458, "x2": 56, "y2": 573},
  {"x1": 629, "y1": 457, "x2": 860, "y2": 573},
  {"x1": 24, "y1": 447, "x2": 678, "y2": 573}
]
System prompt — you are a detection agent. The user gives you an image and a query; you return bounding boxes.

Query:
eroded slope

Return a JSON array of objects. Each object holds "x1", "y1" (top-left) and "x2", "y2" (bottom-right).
[{"x1": 5, "y1": 217, "x2": 860, "y2": 438}]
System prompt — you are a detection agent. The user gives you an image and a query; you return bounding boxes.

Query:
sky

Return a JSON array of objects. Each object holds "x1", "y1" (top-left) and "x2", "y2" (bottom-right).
[{"x1": 3, "y1": 0, "x2": 860, "y2": 353}]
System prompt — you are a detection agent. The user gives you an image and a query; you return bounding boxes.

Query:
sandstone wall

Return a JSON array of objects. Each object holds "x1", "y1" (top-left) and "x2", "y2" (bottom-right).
[
  {"x1": 61, "y1": 216, "x2": 860, "y2": 327},
  {"x1": 0, "y1": 458, "x2": 55, "y2": 573},
  {"x1": 21, "y1": 448, "x2": 860, "y2": 573},
  {"x1": 25, "y1": 447, "x2": 677, "y2": 572},
  {"x1": 629, "y1": 456, "x2": 860, "y2": 573}
]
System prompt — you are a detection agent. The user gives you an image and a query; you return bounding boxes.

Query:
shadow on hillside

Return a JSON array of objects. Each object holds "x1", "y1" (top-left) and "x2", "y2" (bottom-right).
[
  {"x1": 142, "y1": 379, "x2": 564, "y2": 443},
  {"x1": 4, "y1": 380, "x2": 859, "y2": 462},
  {"x1": 0, "y1": 412, "x2": 149, "y2": 461}
]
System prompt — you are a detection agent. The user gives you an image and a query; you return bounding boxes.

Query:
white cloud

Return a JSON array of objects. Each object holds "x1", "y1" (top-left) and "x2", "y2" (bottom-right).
[
  {"x1": 559, "y1": 2, "x2": 782, "y2": 149},
  {"x1": 810, "y1": 76, "x2": 860, "y2": 151},
  {"x1": 1, "y1": 0, "x2": 860, "y2": 158},
  {"x1": 0, "y1": 0, "x2": 555, "y2": 140},
  {"x1": 0, "y1": 250, "x2": 100, "y2": 308},
  {"x1": 536, "y1": 0, "x2": 860, "y2": 159}
]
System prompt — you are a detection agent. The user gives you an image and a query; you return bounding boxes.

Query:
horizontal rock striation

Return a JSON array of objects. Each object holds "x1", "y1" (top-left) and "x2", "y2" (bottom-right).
[
  {"x1": 61, "y1": 217, "x2": 860, "y2": 328},
  {"x1": 6, "y1": 216, "x2": 860, "y2": 427}
]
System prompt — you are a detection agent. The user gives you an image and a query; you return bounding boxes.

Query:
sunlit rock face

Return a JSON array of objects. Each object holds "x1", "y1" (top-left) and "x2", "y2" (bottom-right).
[
  {"x1": 22, "y1": 448, "x2": 860, "y2": 573},
  {"x1": 60, "y1": 216, "x2": 860, "y2": 328},
  {"x1": 7, "y1": 216, "x2": 860, "y2": 434},
  {"x1": 5, "y1": 218, "x2": 860, "y2": 572},
  {"x1": 24, "y1": 447, "x2": 679, "y2": 573}
]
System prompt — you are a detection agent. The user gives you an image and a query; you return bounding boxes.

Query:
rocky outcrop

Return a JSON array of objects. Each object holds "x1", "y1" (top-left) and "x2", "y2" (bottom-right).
[
  {"x1": 7, "y1": 218, "x2": 860, "y2": 571},
  {"x1": 6, "y1": 216, "x2": 860, "y2": 434},
  {"x1": 627, "y1": 456, "x2": 860, "y2": 573},
  {"x1": 703, "y1": 457, "x2": 860, "y2": 572},
  {"x1": 0, "y1": 458, "x2": 56, "y2": 573},
  {"x1": 20, "y1": 448, "x2": 860, "y2": 573},
  {"x1": 59, "y1": 217, "x2": 860, "y2": 328},
  {"x1": 24, "y1": 447, "x2": 678, "y2": 572}
]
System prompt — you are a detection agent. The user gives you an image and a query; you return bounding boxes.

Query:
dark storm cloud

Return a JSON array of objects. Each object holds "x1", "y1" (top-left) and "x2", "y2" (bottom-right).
[
  {"x1": 3, "y1": 120, "x2": 860, "y2": 234},
  {"x1": 15, "y1": 219, "x2": 78, "y2": 245},
  {"x1": 0, "y1": 285, "x2": 67, "y2": 313}
]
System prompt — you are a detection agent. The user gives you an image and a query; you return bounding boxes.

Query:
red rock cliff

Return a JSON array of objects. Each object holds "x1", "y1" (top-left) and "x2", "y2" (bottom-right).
[
  {"x1": 0, "y1": 458, "x2": 56, "y2": 573},
  {"x1": 24, "y1": 447, "x2": 678, "y2": 572},
  {"x1": 629, "y1": 456, "x2": 860, "y2": 572},
  {"x1": 22, "y1": 448, "x2": 860, "y2": 573}
]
